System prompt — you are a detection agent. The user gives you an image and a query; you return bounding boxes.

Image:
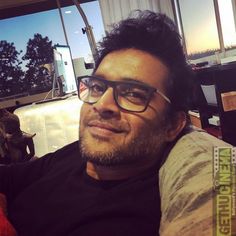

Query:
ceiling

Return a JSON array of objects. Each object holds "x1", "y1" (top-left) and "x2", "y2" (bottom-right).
[
  {"x1": 0, "y1": 0, "x2": 47, "y2": 10},
  {"x1": 0, "y1": 0, "x2": 95, "y2": 20}
]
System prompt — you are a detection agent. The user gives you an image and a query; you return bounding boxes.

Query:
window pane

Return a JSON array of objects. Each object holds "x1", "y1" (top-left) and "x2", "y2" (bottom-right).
[
  {"x1": 0, "y1": 10, "x2": 66, "y2": 98},
  {"x1": 62, "y1": 1, "x2": 105, "y2": 62},
  {"x1": 0, "y1": 0, "x2": 104, "y2": 101},
  {"x1": 178, "y1": 0, "x2": 220, "y2": 58},
  {"x1": 218, "y1": 0, "x2": 236, "y2": 48}
]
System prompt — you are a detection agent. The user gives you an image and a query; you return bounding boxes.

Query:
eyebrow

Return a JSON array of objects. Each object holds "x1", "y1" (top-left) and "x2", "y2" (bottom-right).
[
  {"x1": 121, "y1": 77, "x2": 145, "y2": 84},
  {"x1": 93, "y1": 73, "x2": 149, "y2": 86}
]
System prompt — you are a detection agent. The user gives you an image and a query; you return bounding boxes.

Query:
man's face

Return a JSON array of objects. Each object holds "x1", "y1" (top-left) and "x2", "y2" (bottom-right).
[{"x1": 79, "y1": 48, "x2": 172, "y2": 166}]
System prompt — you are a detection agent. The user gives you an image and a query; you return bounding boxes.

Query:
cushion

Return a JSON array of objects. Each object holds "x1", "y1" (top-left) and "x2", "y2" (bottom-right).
[
  {"x1": 14, "y1": 96, "x2": 83, "y2": 157},
  {"x1": 159, "y1": 129, "x2": 231, "y2": 235},
  {"x1": 0, "y1": 193, "x2": 17, "y2": 236}
]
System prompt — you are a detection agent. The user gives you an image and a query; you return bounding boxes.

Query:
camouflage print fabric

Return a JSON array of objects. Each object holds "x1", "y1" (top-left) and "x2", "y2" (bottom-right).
[{"x1": 159, "y1": 130, "x2": 231, "y2": 236}]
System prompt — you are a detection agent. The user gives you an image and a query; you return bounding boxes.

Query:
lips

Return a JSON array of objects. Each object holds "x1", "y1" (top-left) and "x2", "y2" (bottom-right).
[{"x1": 87, "y1": 120, "x2": 123, "y2": 133}]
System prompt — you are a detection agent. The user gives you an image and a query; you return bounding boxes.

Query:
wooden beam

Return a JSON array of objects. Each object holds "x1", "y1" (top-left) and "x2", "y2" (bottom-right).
[{"x1": 0, "y1": 0, "x2": 95, "y2": 20}]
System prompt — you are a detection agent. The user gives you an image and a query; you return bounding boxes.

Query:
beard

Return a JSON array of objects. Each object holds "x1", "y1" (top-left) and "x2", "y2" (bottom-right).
[
  {"x1": 79, "y1": 113, "x2": 168, "y2": 167},
  {"x1": 80, "y1": 133, "x2": 166, "y2": 167}
]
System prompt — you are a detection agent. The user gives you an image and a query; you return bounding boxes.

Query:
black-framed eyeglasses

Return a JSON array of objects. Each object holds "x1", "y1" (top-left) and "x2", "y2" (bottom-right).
[{"x1": 77, "y1": 75, "x2": 171, "y2": 113}]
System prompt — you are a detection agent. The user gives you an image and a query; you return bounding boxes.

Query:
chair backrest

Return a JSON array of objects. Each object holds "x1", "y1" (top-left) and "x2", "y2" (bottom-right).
[
  {"x1": 200, "y1": 84, "x2": 217, "y2": 106},
  {"x1": 195, "y1": 66, "x2": 236, "y2": 146}
]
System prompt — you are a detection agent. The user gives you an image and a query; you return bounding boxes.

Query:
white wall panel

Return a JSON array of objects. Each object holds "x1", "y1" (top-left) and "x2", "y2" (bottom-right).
[{"x1": 98, "y1": 0, "x2": 174, "y2": 32}]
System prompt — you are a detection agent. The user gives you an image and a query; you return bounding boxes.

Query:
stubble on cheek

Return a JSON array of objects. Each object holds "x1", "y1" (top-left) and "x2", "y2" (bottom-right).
[
  {"x1": 78, "y1": 105, "x2": 128, "y2": 163},
  {"x1": 78, "y1": 103, "x2": 169, "y2": 166},
  {"x1": 79, "y1": 118, "x2": 167, "y2": 166}
]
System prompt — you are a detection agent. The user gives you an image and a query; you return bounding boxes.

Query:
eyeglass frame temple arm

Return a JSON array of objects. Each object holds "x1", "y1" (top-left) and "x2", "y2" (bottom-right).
[{"x1": 155, "y1": 89, "x2": 171, "y2": 104}]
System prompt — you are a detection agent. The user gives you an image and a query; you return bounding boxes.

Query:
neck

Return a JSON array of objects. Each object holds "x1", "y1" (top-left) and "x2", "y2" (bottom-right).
[{"x1": 86, "y1": 159, "x2": 159, "y2": 181}]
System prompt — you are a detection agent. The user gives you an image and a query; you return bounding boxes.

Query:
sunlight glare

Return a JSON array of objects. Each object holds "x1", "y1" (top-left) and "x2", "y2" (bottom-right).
[{"x1": 218, "y1": 0, "x2": 236, "y2": 48}]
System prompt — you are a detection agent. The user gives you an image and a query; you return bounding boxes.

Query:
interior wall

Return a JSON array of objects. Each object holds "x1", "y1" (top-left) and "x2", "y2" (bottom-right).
[{"x1": 98, "y1": 0, "x2": 174, "y2": 32}]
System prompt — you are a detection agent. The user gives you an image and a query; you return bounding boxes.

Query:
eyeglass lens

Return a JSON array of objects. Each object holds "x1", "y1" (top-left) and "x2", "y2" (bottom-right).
[{"x1": 78, "y1": 77, "x2": 151, "y2": 112}]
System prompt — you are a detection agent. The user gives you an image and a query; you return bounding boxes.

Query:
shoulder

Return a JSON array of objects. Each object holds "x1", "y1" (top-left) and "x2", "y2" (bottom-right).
[
  {"x1": 1, "y1": 141, "x2": 80, "y2": 176},
  {"x1": 51, "y1": 141, "x2": 80, "y2": 157},
  {"x1": 38, "y1": 141, "x2": 80, "y2": 164},
  {"x1": 0, "y1": 141, "x2": 82, "y2": 197}
]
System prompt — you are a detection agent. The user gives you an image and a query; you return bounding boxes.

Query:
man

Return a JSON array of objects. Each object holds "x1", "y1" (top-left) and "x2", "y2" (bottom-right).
[{"x1": 0, "y1": 11, "x2": 205, "y2": 235}]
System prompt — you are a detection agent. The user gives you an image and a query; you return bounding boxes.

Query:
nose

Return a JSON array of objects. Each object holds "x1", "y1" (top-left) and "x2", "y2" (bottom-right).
[{"x1": 92, "y1": 87, "x2": 120, "y2": 118}]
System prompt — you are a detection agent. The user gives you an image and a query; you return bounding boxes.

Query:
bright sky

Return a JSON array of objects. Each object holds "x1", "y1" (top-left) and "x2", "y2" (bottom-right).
[
  {"x1": 179, "y1": 0, "x2": 236, "y2": 54},
  {"x1": 218, "y1": 0, "x2": 236, "y2": 47},
  {"x1": 0, "y1": 0, "x2": 105, "y2": 66},
  {"x1": 1, "y1": 0, "x2": 236, "y2": 59}
]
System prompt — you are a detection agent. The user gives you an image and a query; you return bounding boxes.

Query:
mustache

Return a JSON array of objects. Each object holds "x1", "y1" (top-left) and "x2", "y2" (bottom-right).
[{"x1": 82, "y1": 115, "x2": 130, "y2": 133}]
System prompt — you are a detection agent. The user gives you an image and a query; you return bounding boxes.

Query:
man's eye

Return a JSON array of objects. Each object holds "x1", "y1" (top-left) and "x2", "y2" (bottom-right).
[
  {"x1": 121, "y1": 91, "x2": 147, "y2": 104},
  {"x1": 127, "y1": 91, "x2": 145, "y2": 98},
  {"x1": 89, "y1": 83, "x2": 105, "y2": 94}
]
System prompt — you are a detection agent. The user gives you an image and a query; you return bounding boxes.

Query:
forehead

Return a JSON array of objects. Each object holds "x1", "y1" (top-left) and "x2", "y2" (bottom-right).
[{"x1": 95, "y1": 49, "x2": 169, "y2": 91}]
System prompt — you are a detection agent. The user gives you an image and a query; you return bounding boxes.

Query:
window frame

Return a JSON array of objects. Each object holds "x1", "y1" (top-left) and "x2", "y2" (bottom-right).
[{"x1": 172, "y1": 0, "x2": 236, "y2": 61}]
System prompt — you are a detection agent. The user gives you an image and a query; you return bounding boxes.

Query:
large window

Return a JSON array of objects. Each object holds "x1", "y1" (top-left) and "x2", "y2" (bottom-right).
[
  {"x1": 0, "y1": 0, "x2": 104, "y2": 100},
  {"x1": 173, "y1": 0, "x2": 236, "y2": 61},
  {"x1": 218, "y1": 0, "x2": 236, "y2": 48},
  {"x1": 61, "y1": 2, "x2": 105, "y2": 62}
]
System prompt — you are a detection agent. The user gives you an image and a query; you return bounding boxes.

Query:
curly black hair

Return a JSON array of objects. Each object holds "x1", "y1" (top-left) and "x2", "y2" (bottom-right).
[{"x1": 95, "y1": 10, "x2": 195, "y2": 113}]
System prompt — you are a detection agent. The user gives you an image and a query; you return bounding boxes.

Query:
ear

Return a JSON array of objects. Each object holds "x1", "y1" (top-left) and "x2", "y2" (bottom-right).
[{"x1": 165, "y1": 111, "x2": 187, "y2": 142}]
